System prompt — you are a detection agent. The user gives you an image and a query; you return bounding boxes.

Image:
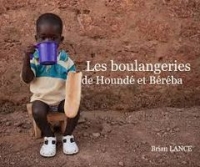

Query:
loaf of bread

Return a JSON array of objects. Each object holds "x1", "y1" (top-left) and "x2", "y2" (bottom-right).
[{"x1": 64, "y1": 71, "x2": 82, "y2": 118}]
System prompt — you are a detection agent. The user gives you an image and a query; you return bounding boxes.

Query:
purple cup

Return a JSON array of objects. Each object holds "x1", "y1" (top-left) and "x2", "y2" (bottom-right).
[{"x1": 37, "y1": 41, "x2": 58, "y2": 65}]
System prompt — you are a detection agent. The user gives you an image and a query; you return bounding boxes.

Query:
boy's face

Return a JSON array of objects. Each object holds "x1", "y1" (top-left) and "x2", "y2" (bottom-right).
[{"x1": 35, "y1": 23, "x2": 64, "y2": 44}]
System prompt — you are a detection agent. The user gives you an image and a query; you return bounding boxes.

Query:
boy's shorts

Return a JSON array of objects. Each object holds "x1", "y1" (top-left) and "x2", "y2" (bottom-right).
[
  {"x1": 49, "y1": 105, "x2": 59, "y2": 112},
  {"x1": 48, "y1": 100, "x2": 65, "y2": 112},
  {"x1": 49, "y1": 105, "x2": 64, "y2": 113}
]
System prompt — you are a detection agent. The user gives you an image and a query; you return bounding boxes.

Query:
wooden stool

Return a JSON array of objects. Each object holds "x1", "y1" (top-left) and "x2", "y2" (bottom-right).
[{"x1": 26, "y1": 103, "x2": 67, "y2": 138}]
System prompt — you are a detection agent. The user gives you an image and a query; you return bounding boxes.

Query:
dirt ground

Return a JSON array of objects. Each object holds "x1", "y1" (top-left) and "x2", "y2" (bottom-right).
[{"x1": 0, "y1": 106, "x2": 200, "y2": 167}]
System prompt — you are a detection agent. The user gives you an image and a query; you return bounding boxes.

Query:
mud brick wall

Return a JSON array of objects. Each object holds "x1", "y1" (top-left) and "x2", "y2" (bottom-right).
[{"x1": 0, "y1": 0, "x2": 199, "y2": 111}]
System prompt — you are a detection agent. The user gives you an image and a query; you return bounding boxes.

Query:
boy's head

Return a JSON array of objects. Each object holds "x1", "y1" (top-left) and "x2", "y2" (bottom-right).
[{"x1": 35, "y1": 13, "x2": 64, "y2": 44}]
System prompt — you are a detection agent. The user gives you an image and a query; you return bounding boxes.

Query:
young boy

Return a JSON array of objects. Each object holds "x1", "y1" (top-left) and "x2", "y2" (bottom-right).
[{"x1": 21, "y1": 13, "x2": 80, "y2": 157}]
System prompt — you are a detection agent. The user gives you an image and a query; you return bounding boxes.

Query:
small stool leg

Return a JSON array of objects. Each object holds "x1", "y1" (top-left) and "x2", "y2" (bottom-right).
[
  {"x1": 60, "y1": 120, "x2": 67, "y2": 134},
  {"x1": 32, "y1": 118, "x2": 42, "y2": 138}
]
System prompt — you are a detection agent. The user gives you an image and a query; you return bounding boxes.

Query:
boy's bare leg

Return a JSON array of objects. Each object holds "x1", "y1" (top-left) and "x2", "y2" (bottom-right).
[
  {"x1": 58, "y1": 100, "x2": 80, "y2": 136},
  {"x1": 32, "y1": 100, "x2": 54, "y2": 137}
]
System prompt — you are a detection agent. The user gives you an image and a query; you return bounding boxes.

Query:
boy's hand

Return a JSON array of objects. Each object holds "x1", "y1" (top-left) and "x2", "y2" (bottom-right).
[
  {"x1": 22, "y1": 44, "x2": 35, "y2": 83},
  {"x1": 24, "y1": 44, "x2": 36, "y2": 57}
]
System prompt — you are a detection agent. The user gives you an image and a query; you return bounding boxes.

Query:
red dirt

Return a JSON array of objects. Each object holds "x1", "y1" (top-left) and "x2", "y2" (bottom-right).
[
  {"x1": 0, "y1": 0, "x2": 199, "y2": 111},
  {"x1": 0, "y1": 107, "x2": 200, "y2": 167}
]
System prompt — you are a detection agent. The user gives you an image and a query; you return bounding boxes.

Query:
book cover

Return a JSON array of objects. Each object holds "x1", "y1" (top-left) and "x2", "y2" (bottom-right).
[{"x1": 0, "y1": 0, "x2": 199, "y2": 167}]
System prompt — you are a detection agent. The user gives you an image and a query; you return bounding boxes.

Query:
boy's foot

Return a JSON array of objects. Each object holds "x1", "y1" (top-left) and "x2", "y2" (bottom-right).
[
  {"x1": 62, "y1": 135, "x2": 79, "y2": 155},
  {"x1": 40, "y1": 137, "x2": 56, "y2": 157}
]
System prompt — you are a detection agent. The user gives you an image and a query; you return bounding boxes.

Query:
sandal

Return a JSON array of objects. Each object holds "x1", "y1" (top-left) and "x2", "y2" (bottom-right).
[
  {"x1": 62, "y1": 135, "x2": 79, "y2": 155},
  {"x1": 40, "y1": 137, "x2": 56, "y2": 157}
]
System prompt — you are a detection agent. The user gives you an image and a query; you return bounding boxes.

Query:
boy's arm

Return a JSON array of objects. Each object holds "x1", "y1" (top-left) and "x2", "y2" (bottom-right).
[{"x1": 21, "y1": 45, "x2": 35, "y2": 83}]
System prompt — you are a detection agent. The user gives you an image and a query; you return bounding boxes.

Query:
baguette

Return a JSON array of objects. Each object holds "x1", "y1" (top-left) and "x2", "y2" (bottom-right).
[{"x1": 64, "y1": 71, "x2": 82, "y2": 118}]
